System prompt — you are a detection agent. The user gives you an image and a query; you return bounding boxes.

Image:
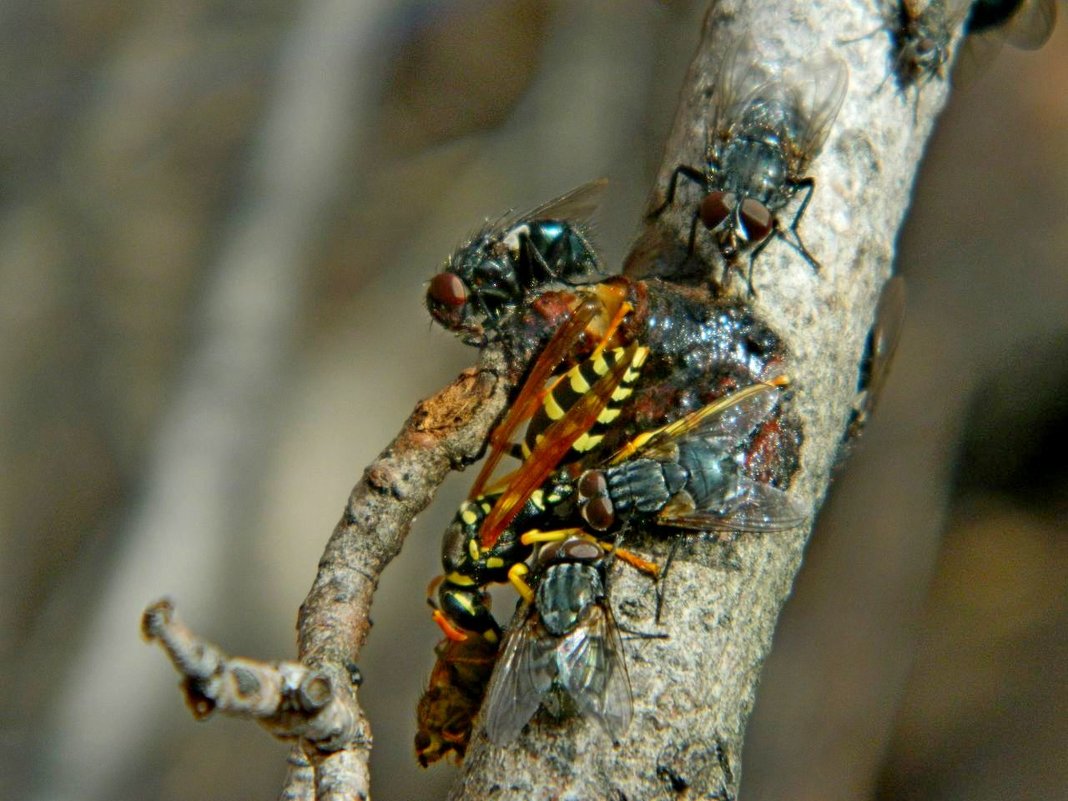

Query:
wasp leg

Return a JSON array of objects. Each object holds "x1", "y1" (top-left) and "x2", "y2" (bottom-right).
[
  {"x1": 519, "y1": 527, "x2": 584, "y2": 547},
  {"x1": 508, "y1": 562, "x2": 534, "y2": 604},
  {"x1": 610, "y1": 546, "x2": 661, "y2": 578},
  {"x1": 432, "y1": 609, "x2": 471, "y2": 642}
]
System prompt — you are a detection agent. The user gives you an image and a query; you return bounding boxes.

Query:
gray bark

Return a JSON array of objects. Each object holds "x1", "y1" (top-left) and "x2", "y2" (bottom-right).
[{"x1": 447, "y1": 2, "x2": 954, "y2": 799}]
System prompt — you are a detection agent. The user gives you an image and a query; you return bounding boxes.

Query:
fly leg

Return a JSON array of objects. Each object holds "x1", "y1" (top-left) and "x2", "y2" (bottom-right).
[
  {"x1": 647, "y1": 164, "x2": 707, "y2": 220},
  {"x1": 654, "y1": 537, "x2": 685, "y2": 624},
  {"x1": 774, "y1": 177, "x2": 821, "y2": 274}
]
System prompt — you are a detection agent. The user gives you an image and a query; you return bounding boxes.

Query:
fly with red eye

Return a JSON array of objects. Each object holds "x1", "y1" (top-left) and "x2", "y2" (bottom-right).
[
  {"x1": 648, "y1": 35, "x2": 847, "y2": 295},
  {"x1": 426, "y1": 180, "x2": 608, "y2": 345}
]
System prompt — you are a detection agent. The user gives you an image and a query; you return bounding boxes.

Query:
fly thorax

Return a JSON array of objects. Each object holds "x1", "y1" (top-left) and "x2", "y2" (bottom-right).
[
  {"x1": 718, "y1": 138, "x2": 787, "y2": 207},
  {"x1": 677, "y1": 439, "x2": 744, "y2": 511},
  {"x1": 605, "y1": 459, "x2": 674, "y2": 515},
  {"x1": 537, "y1": 563, "x2": 602, "y2": 637}
]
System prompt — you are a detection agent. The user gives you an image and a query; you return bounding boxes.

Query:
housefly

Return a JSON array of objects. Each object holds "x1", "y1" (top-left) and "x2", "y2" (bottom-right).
[
  {"x1": 570, "y1": 382, "x2": 806, "y2": 536},
  {"x1": 482, "y1": 536, "x2": 632, "y2": 745},
  {"x1": 427, "y1": 180, "x2": 607, "y2": 344},
  {"x1": 649, "y1": 36, "x2": 847, "y2": 294},
  {"x1": 886, "y1": 0, "x2": 972, "y2": 89}
]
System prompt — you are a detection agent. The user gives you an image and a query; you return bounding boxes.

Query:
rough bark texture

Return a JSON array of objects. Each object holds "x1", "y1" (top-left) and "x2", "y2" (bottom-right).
[{"x1": 446, "y1": 3, "x2": 955, "y2": 799}]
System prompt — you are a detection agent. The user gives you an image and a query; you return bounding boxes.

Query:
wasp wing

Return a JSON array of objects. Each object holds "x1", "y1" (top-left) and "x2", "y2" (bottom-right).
[
  {"x1": 658, "y1": 474, "x2": 806, "y2": 533},
  {"x1": 482, "y1": 607, "x2": 555, "y2": 746},
  {"x1": 557, "y1": 603, "x2": 633, "y2": 742},
  {"x1": 479, "y1": 341, "x2": 647, "y2": 548},
  {"x1": 468, "y1": 298, "x2": 601, "y2": 499}
]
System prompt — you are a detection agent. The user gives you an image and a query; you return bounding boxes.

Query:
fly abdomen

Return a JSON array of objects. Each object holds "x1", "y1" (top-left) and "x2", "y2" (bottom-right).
[
  {"x1": 604, "y1": 459, "x2": 684, "y2": 515},
  {"x1": 536, "y1": 562, "x2": 603, "y2": 637},
  {"x1": 676, "y1": 439, "x2": 743, "y2": 511}
]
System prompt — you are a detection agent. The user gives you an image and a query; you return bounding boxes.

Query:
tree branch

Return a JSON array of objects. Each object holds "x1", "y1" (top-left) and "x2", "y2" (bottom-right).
[
  {"x1": 148, "y1": 347, "x2": 515, "y2": 800},
  {"x1": 448, "y1": 2, "x2": 956, "y2": 799},
  {"x1": 145, "y1": 0, "x2": 958, "y2": 797}
]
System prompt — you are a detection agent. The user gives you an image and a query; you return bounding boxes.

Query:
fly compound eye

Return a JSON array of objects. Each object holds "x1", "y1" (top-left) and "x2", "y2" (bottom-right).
[
  {"x1": 699, "y1": 191, "x2": 736, "y2": 231},
  {"x1": 577, "y1": 470, "x2": 607, "y2": 503},
  {"x1": 581, "y1": 496, "x2": 615, "y2": 532},
  {"x1": 560, "y1": 538, "x2": 603, "y2": 563},
  {"x1": 427, "y1": 272, "x2": 468, "y2": 310},
  {"x1": 738, "y1": 198, "x2": 774, "y2": 243}
]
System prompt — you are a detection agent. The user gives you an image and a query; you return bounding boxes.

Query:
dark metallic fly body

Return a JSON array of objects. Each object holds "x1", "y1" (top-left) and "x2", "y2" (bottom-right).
[
  {"x1": 426, "y1": 180, "x2": 607, "y2": 344},
  {"x1": 572, "y1": 384, "x2": 806, "y2": 537},
  {"x1": 482, "y1": 536, "x2": 632, "y2": 746},
  {"x1": 649, "y1": 37, "x2": 847, "y2": 294},
  {"x1": 886, "y1": 0, "x2": 971, "y2": 90}
]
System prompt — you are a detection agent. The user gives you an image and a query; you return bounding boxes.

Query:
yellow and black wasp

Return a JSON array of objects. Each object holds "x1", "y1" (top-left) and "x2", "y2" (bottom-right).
[{"x1": 419, "y1": 382, "x2": 805, "y2": 759}]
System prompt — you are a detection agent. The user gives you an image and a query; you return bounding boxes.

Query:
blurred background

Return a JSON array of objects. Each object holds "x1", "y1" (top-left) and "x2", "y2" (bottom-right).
[{"x1": 0, "y1": 2, "x2": 1063, "y2": 800}]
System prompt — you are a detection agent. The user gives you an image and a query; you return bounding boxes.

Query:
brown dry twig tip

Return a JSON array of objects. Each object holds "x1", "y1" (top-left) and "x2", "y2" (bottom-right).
[
  {"x1": 142, "y1": 599, "x2": 363, "y2": 747},
  {"x1": 144, "y1": 344, "x2": 513, "y2": 799}
]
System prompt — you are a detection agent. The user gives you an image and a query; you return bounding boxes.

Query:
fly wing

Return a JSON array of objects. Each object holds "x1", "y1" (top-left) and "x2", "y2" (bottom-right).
[
  {"x1": 657, "y1": 474, "x2": 806, "y2": 533},
  {"x1": 789, "y1": 52, "x2": 848, "y2": 162},
  {"x1": 557, "y1": 604, "x2": 633, "y2": 742},
  {"x1": 609, "y1": 383, "x2": 780, "y2": 466},
  {"x1": 711, "y1": 34, "x2": 776, "y2": 140},
  {"x1": 482, "y1": 608, "x2": 555, "y2": 746},
  {"x1": 866, "y1": 276, "x2": 906, "y2": 408},
  {"x1": 523, "y1": 178, "x2": 609, "y2": 226},
  {"x1": 1000, "y1": 0, "x2": 1056, "y2": 49},
  {"x1": 967, "y1": 0, "x2": 1056, "y2": 47}
]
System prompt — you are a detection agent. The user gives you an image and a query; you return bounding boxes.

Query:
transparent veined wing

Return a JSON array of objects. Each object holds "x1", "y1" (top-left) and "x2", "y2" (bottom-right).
[
  {"x1": 710, "y1": 34, "x2": 777, "y2": 141},
  {"x1": 788, "y1": 52, "x2": 849, "y2": 163},
  {"x1": 482, "y1": 608, "x2": 553, "y2": 746},
  {"x1": 657, "y1": 474, "x2": 806, "y2": 533},
  {"x1": 557, "y1": 604, "x2": 633, "y2": 742},
  {"x1": 522, "y1": 178, "x2": 609, "y2": 226},
  {"x1": 609, "y1": 382, "x2": 781, "y2": 465}
]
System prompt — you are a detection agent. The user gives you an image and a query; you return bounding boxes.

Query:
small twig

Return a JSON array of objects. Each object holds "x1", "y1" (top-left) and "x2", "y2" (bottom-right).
[
  {"x1": 279, "y1": 747, "x2": 315, "y2": 801},
  {"x1": 142, "y1": 600, "x2": 362, "y2": 747},
  {"x1": 146, "y1": 344, "x2": 515, "y2": 799}
]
